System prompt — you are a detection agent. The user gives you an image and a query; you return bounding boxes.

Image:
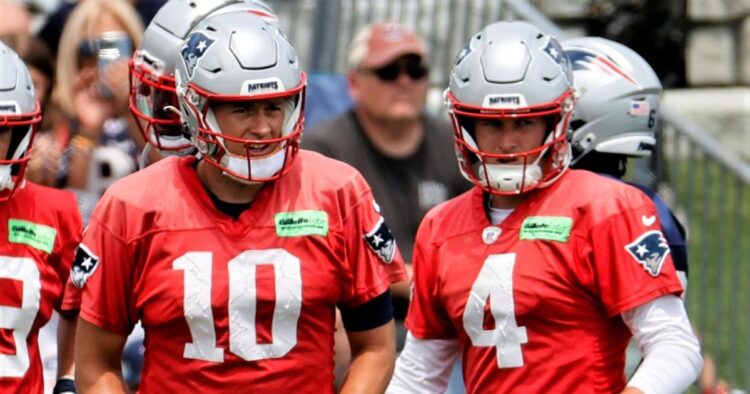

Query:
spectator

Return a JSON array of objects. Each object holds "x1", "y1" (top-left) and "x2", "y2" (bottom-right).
[
  {"x1": 0, "y1": 0, "x2": 31, "y2": 54},
  {"x1": 302, "y1": 22, "x2": 468, "y2": 351},
  {"x1": 38, "y1": 0, "x2": 166, "y2": 57},
  {"x1": 52, "y1": 0, "x2": 143, "y2": 201}
]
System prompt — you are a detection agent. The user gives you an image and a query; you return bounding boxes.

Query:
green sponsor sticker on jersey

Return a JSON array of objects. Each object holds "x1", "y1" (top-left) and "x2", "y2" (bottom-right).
[
  {"x1": 275, "y1": 210, "x2": 329, "y2": 237},
  {"x1": 8, "y1": 219, "x2": 57, "y2": 253},
  {"x1": 520, "y1": 216, "x2": 572, "y2": 243}
]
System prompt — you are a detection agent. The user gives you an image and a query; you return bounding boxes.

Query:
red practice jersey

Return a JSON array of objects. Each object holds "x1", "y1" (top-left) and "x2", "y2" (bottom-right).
[
  {"x1": 406, "y1": 170, "x2": 684, "y2": 393},
  {"x1": 0, "y1": 182, "x2": 82, "y2": 393},
  {"x1": 70, "y1": 152, "x2": 406, "y2": 393}
]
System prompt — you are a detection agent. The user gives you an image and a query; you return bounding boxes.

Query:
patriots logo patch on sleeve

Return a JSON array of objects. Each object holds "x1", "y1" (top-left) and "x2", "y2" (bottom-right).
[
  {"x1": 181, "y1": 31, "x2": 214, "y2": 78},
  {"x1": 364, "y1": 216, "x2": 396, "y2": 264},
  {"x1": 625, "y1": 230, "x2": 671, "y2": 277},
  {"x1": 70, "y1": 244, "x2": 100, "y2": 288}
]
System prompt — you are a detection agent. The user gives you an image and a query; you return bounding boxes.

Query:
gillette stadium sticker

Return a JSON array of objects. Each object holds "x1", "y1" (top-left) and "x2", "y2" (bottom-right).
[
  {"x1": 519, "y1": 216, "x2": 573, "y2": 243},
  {"x1": 275, "y1": 210, "x2": 329, "y2": 237},
  {"x1": 8, "y1": 219, "x2": 57, "y2": 253}
]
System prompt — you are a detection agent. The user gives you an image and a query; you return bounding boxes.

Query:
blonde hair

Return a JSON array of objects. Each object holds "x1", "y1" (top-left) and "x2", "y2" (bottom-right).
[{"x1": 53, "y1": 0, "x2": 143, "y2": 116}]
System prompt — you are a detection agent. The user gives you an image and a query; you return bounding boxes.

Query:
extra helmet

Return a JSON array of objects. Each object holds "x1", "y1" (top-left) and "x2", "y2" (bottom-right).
[
  {"x1": 562, "y1": 37, "x2": 662, "y2": 165},
  {"x1": 445, "y1": 20, "x2": 575, "y2": 195},
  {"x1": 0, "y1": 42, "x2": 41, "y2": 202},
  {"x1": 129, "y1": 0, "x2": 279, "y2": 156},
  {"x1": 175, "y1": 11, "x2": 305, "y2": 183}
]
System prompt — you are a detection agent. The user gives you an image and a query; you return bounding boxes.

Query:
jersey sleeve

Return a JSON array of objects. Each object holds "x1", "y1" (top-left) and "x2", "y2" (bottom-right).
[
  {"x1": 339, "y1": 173, "x2": 407, "y2": 308},
  {"x1": 53, "y1": 193, "x2": 83, "y2": 312},
  {"x1": 579, "y1": 193, "x2": 684, "y2": 317},
  {"x1": 404, "y1": 214, "x2": 456, "y2": 339},
  {"x1": 74, "y1": 194, "x2": 138, "y2": 336}
]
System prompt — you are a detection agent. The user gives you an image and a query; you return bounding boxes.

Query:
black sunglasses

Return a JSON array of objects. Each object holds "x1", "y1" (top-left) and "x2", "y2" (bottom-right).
[{"x1": 367, "y1": 63, "x2": 428, "y2": 82}]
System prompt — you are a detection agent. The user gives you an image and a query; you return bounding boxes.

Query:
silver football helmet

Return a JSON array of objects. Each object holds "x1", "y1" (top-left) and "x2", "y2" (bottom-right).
[
  {"x1": 445, "y1": 20, "x2": 575, "y2": 195},
  {"x1": 130, "y1": 0, "x2": 279, "y2": 156},
  {"x1": 175, "y1": 11, "x2": 306, "y2": 183},
  {"x1": 0, "y1": 42, "x2": 41, "y2": 202},
  {"x1": 563, "y1": 37, "x2": 662, "y2": 164}
]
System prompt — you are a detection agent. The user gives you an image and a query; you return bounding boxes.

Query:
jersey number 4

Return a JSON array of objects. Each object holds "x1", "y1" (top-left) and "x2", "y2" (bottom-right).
[
  {"x1": 462, "y1": 253, "x2": 528, "y2": 368},
  {"x1": 173, "y1": 249, "x2": 302, "y2": 363}
]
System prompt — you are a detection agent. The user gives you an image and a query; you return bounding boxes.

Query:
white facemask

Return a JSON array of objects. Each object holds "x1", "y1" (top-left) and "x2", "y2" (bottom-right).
[{"x1": 462, "y1": 126, "x2": 551, "y2": 193}]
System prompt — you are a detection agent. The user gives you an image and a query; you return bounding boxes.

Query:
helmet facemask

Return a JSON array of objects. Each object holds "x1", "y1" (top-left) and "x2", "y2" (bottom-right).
[
  {"x1": 181, "y1": 77, "x2": 306, "y2": 184},
  {"x1": 447, "y1": 89, "x2": 574, "y2": 195},
  {"x1": 0, "y1": 104, "x2": 41, "y2": 201},
  {"x1": 129, "y1": 56, "x2": 193, "y2": 155}
]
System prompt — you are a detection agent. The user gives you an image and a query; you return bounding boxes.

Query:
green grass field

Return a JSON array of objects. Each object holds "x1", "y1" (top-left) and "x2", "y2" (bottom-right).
[{"x1": 663, "y1": 156, "x2": 750, "y2": 390}]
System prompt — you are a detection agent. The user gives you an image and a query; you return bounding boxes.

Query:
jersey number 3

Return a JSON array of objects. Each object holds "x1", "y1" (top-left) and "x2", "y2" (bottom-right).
[
  {"x1": 173, "y1": 249, "x2": 302, "y2": 363},
  {"x1": 0, "y1": 256, "x2": 41, "y2": 377},
  {"x1": 462, "y1": 253, "x2": 528, "y2": 368}
]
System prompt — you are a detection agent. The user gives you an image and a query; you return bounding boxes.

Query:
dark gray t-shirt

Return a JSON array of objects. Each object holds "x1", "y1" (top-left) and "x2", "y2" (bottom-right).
[{"x1": 302, "y1": 110, "x2": 469, "y2": 262}]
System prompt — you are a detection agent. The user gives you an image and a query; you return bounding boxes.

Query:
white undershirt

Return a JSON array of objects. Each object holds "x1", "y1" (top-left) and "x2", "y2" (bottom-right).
[
  {"x1": 387, "y1": 295, "x2": 702, "y2": 394},
  {"x1": 487, "y1": 205, "x2": 513, "y2": 225}
]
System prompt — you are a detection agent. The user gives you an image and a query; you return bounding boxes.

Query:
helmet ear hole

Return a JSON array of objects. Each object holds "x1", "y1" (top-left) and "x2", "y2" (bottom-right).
[{"x1": 570, "y1": 119, "x2": 586, "y2": 131}]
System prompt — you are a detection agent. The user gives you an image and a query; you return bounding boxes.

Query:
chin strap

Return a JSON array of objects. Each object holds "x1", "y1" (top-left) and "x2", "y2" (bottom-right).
[
  {"x1": 221, "y1": 147, "x2": 286, "y2": 184},
  {"x1": 0, "y1": 165, "x2": 14, "y2": 191}
]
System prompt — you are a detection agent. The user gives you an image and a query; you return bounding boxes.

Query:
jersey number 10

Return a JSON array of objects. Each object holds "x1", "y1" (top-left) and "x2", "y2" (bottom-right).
[{"x1": 173, "y1": 249, "x2": 302, "y2": 362}]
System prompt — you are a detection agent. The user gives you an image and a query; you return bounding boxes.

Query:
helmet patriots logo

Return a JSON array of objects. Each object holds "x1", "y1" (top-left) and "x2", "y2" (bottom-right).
[
  {"x1": 542, "y1": 37, "x2": 570, "y2": 80},
  {"x1": 625, "y1": 230, "x2": 671, "y2": 277},
  {"x1": 567, "y1": 48, "x2": 640, "y2": 88},
  {"x1": 181, "y1": 31, "x2": 214, "y2": 78}
]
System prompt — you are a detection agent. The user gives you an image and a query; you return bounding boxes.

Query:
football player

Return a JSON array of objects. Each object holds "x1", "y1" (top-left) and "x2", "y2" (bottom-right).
[
  {"x1": 73, "y1": 12, "x2": 406, "y2": 393},
  {"x1": 130, "y1": 0, "x2": 278, "y2": 167},
  {"x1": 388, "y1": 21, "x2": 702, "y2": 393},
  {"x1": 563, "y1": 36, "x2": 689, "y2": 289},
  {"x1": 0, "y1": 42, "x2": 82, "y2": 393}
]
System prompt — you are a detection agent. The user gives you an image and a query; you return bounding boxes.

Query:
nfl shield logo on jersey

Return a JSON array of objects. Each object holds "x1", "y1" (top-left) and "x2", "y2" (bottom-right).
[
  {"x1": 364, "y1": 217, "x2": 396, "y2": 264},
  {"x1": 625, "y1": 230, "x2": 671, "y2": 277},
  {"x1": 71, "y1": 244, "x2": 100, "y2": 288}
]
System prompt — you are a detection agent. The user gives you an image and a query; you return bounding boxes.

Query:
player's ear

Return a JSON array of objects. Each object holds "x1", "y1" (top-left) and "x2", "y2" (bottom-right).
[{"x1": 346, "y1": 70, "x2": 361, "y2": 102}]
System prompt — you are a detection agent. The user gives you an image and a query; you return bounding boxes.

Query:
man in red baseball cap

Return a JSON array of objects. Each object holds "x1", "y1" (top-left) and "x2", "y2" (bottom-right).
[{"x1": 303, "y1": 22, "x2": 468, "y2": 386}]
